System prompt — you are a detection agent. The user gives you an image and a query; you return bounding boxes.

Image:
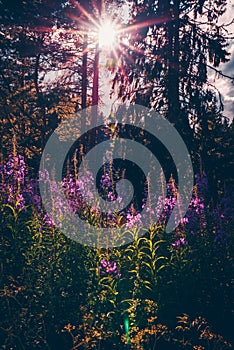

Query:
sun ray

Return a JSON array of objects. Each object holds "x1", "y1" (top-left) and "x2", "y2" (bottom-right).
[
  {"x1": 98, "y1": 20, "x2": 118, "y2": 49},
  {"x1": 76, "y1": 3, "x2": 99, "y2": 27},
  {"x1": 119, "y1": 16, "x2": 171, "y2": 36},
  {"x1": 39, "y1": 1, "x2": 170, "y2": 107}
]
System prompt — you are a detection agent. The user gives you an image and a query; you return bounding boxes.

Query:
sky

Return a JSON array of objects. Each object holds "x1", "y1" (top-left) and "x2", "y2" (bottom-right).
[
  {"x1": 100, "y1": 0, "x2": 234, "y2": 120},
  {"x1": 214, "y1": 0, "x2": 234, "y2": 120}
]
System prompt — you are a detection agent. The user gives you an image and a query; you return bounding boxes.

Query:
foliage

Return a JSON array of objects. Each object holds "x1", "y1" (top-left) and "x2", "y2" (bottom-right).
[
  {"x1": 0, "y1": 153, "x2": 233, "y2": 349},
  {"x1": 112, "y1": 0, "x2": 233, "y2": 199}
]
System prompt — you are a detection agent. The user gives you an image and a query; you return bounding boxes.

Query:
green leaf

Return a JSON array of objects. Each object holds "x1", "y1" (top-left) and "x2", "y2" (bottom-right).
[{"x1": 141, "y1": 261, "x2": 153, "y2": 273}]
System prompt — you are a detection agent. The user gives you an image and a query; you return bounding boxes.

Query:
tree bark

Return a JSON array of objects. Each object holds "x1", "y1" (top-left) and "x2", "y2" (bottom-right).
[
  {"x1": 81, "y1": 34, "x2": 88, "y2": 110},
  {"x1": 167, "y1": 0, "x2": 180, "y2": 126}
]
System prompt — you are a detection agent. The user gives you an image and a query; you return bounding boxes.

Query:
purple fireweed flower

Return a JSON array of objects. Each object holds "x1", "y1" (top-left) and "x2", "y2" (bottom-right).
[
  {"x1": 15, "y1": 194, "x2": 25, "y2": 210},
  {"x1": 100, "y1": 259, "x2": 108, "y2": 268},
  {"x1": 190, "y1": 197, "x2": 205, "y2": 215},
  {"x1": 1, "y1": 154, "x2": 34, "y2": 210},
  {"x1": 164, "y1": 196, "x2": 177, "y2": 211},
  {"x1": 172, "y1": 237, "x2": 188, "y2": 247},
  {"x1": 107, "y1": 192, "x2": 116, "y2": 201},
  {"x1": 99, "y1": 259, "x2": 121, "y2": 278},
  {"x1": 6, "y1": 154, "x2": 27, "y2": 184},
  {"x1": 126, "y1": 212, "x2": 142, "y2": 229},
  {"x1": 100, "y1": 173, "x2": 112, "y2": 187},
  {"x1": 146, "y1": 207, "x2": 155, "y2": 215},
  {"x1": 43, "y1": 214, "x2": 55, "y2": 227},
  {"x1": 39, "y1": 169, "x2": 50, "y2": 182},
  {"x1": 180, "y1": 217, "x2": 189, "y2": 225}
]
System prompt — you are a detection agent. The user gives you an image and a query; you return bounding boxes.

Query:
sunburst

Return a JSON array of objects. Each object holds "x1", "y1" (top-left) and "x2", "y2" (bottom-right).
[
  {"x1": 43, "y1": 0, "x2": 171, "y2": 105},
  {"x1": 98, "y1": 20, "x2": 117, "y2": 49}
]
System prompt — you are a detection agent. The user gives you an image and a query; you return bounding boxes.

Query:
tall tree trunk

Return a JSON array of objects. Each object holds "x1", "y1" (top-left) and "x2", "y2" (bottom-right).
[
  {"x1": 81, "y1": 34, "x2": 88, "y2": 110},
  {"x1": 166, "y1": 0, "x2": 193, "y2": 147},
  {"x1": 92, "y1": 43, "x2": 99, "y2": 107},
  {"x1": 92, "y1": 0, "x2": 101, "y2": 108},
  {"x1": 166, "y1": 0, "x2": 180, "y2": 126}
]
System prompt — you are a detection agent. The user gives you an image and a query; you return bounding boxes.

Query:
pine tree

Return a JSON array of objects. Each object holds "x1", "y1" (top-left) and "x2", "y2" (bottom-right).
[
  {"x1": 113, "y1": 0, "x2": 232, "y2": 149},
  {"x1": 0, "y1": 0, "x2": 91, "y2": 168},
  {"x1": 195, "y1": 92, "x2": 234, "y2": 201}
]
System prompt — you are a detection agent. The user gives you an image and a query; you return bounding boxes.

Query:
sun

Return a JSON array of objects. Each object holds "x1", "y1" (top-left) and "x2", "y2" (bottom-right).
[{"x1": 98, "y1": 20, "x2": 117, "y2": 49}]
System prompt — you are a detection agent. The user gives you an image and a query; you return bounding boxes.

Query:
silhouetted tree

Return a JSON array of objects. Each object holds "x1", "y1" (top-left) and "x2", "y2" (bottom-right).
[{"x1": 113, "y1": 0, "x2": 232, "y2": 148}]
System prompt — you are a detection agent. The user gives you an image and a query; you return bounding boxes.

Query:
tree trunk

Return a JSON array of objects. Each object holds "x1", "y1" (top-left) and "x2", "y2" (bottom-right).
[
  {"x1": 166, "y1": 0, "x2": 180, "y2": 126},
  {"x1": 81, "y1": 34, "x2": 88, "y2": 110}
]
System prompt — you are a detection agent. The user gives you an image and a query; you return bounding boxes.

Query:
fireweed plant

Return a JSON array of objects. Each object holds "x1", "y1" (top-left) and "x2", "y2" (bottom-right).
[{"x1": 0, "y1": 152, "x2": 233, "y2": 349}]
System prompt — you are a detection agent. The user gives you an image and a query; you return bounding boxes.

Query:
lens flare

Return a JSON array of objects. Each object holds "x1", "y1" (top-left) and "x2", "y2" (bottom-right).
[{"x1": 98, "y1": 20, "x2": 117, "y2": 48}]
